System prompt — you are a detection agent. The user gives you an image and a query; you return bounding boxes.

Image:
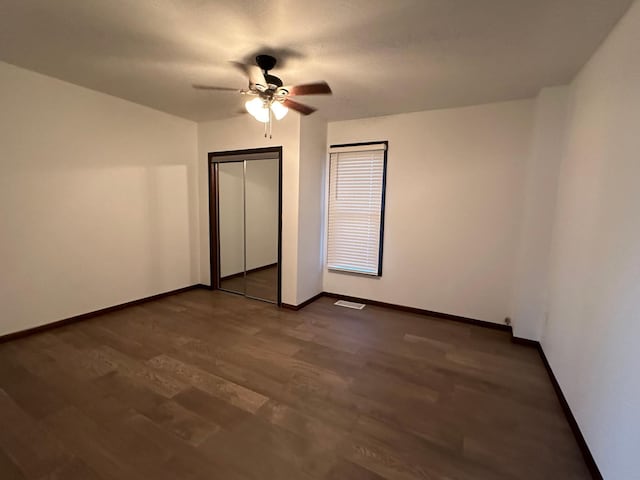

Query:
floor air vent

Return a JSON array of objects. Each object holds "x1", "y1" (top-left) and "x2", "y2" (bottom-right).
[{"x1": 334, "y1": 300, "x2": 366, "y2": 310}]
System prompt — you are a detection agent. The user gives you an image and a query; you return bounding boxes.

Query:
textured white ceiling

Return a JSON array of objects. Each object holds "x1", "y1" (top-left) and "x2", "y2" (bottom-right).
[{"x1": 0, "y1": 0, "x2": 632, "y2": 122}]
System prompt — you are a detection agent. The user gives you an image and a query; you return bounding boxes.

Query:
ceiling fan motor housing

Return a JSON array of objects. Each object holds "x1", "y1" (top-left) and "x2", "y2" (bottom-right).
[
  {"x1": 265, "y1": 74, "x2": 283, "y2": 88},
  {"x1": 256, "y1": 54, "x2": 277, "y2": 72},
  {"x1": 256, "y1": 55, "x2": 283, "y2": 89}
]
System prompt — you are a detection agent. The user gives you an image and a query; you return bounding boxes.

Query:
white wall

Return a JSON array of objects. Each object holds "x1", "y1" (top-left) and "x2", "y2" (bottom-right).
[
  {"x1": 296, "y1": 115, "x2": 328, "y2": 304},
  {"x1": 325, "y1": 100, "x2": 534, "y2": 324},
  {"x1": 541, "y1": 2, "x2": 640, "y2": 478},
  {"x1": 0, "y1": 61, "x2": 198, "y2": 336},
  {"x1": 198, "y1": 114, "x2": 300, "y2": 305},
  {"x1": 511, "y1": 86, "x2": 570, "y2": 340}
]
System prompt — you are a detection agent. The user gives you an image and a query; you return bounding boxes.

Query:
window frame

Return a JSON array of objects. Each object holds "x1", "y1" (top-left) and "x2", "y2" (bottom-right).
[{"x1": 326, "y1": 140, "x2": 388, "y2": 277}]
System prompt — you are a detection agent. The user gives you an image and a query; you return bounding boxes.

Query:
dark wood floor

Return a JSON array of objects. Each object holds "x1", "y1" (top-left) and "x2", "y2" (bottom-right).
[
  {"x1": 221, "y1": 265, "x2": 278, "y2": 303},
  {"x1": 0, "y1": 290, "x2": 590, "y2": 480}
]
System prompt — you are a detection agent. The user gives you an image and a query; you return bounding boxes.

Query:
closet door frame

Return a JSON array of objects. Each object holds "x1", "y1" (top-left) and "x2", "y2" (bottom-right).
[{"x1": 208, "y1": 146, "x2": 283, "y2": 306}]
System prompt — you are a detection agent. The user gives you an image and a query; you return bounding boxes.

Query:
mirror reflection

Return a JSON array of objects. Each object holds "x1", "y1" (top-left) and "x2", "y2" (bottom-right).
[
  {"x1": 245, "y1": 158, "x2": 279, "y2": 302},
  {"x1": 218, "y1": 162, "x2": 245, "y2": 296},
  {"x1": 217, "y1": 157, "x2": 279, "y2": 303}
]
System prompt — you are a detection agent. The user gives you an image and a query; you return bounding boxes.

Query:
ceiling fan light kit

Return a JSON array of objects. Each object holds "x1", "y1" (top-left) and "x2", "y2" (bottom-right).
[
  {"x1": 245, "y1": 97, "x2": 272, "y2": 123},
  {"x1": 270, "y1": 101, "x2": 289, "y2": 120},
  {"x1": 194, "y1": 54, "x2": 332, "y2": 138},
  {"x1": 244, "y1": 97, "x2": 289, "y2": 121}
]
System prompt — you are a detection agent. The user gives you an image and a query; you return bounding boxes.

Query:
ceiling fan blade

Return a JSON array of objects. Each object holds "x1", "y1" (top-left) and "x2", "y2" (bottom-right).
[
  {"x1": 285, "y1": 81, "x2": 332, "y2": 96},
  {"x1": 192, "y1": 84, "x2": 240, "y2": 92},
  {"x1": 231, "y1": 62, "x2": 267, "y2": 91},
  {"x1": 283, "y1": 98, "x2": 317, "y2": 115}
]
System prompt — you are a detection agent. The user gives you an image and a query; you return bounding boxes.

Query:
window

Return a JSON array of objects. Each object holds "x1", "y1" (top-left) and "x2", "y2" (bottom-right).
[{"x1": 327, "y1": 141, "x2": 388, "y2": 276}]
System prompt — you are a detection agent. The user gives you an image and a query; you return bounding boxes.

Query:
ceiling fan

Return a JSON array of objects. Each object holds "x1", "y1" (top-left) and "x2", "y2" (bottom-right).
[{"x1": 193, "y1": 54, "x2": 332, "y2": 137}]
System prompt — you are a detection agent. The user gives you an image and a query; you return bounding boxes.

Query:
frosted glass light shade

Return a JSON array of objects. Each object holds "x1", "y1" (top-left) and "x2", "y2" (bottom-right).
[
  {"x1": 245, "y1": 98, "x2": 269, "y2": 123},
  {"x1": 270, "y1": 101, "x2": 288, "y2": 120}
]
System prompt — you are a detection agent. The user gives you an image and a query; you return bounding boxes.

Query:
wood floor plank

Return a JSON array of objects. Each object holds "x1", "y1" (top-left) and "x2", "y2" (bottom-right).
[
  {"x1": 76, "y1": 320, "x2": 162, "y2": 361},
  {"x1": 122, "y1": 411, "x2": 249, "y2": 480},
  {"x1": 88, "y1": 346, "x2": 187, "y2": 397},
  {"x1": 173, "y1": 386, "x2": 252, "y2": 431},
  {"x1": 0, "y1": 448, "x2": 27, "y2": 480},
  {"x1": 294, "y1": 342, "x2": 366, "y2": 377},
  {"x1": 0, "y1": 390, "x2": 73, "y2": 480},
  {"x1": 257, "y1": 400, "x2": 349, "y2": 453},
  {"x1": 140, "y1": 397, "x2": 220, "y2": 446},
  {"x1": 324, "y1": 458, "x2": 387, "y2": 480},
  {"x1": 147, "y1": 354, "x2": 269, "y2": 413},
  {"x1": 35, "y1": 457, "x2": 104, "y2": 480},
  {"x1": 162, "y1": 340, "x2": 287, "y2": 400},
  {"x1": 351, "y1": 414, "x2": 514, "y2": 480},
  {"x1": 0, "y1": 290, "x2": 591, "y2": 480},
  {"x1": 198, "y1": 416, "x2": 321, "y2": 479},
  {"x1": 89, "y1": 371, "x2": 167, "y2": 417},
  {"x1": 20, "y1": 332, "x2": 117, "y2": 381},
  {"x1": 0, "y1": 355, "x2": 68, "y2": 420},
  {"x1": 41, "y1": 407, "x2": 138, "y2": 480}
]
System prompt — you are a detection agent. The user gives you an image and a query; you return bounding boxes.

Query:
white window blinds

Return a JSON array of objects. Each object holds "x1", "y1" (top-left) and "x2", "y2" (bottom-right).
[{"x1": 327, "y1": 143, "x2": 387, "y2": 276}]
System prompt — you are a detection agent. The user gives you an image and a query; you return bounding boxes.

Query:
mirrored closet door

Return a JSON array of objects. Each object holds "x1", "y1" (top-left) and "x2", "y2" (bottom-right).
[{"x1": 210, "y1": 148, "x2": 281, "y2": 304}]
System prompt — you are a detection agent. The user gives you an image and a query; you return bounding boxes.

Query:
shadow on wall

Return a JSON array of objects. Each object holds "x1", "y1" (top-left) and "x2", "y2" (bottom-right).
[{"x1": 143, "y1": 164, "x2": 194, "y2": 287}]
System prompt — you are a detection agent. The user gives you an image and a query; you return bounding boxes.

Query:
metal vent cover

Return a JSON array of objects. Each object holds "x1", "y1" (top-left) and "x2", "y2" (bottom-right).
[{"x1": 334, "y1": 300, "x2": 366, "y2": 310}]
